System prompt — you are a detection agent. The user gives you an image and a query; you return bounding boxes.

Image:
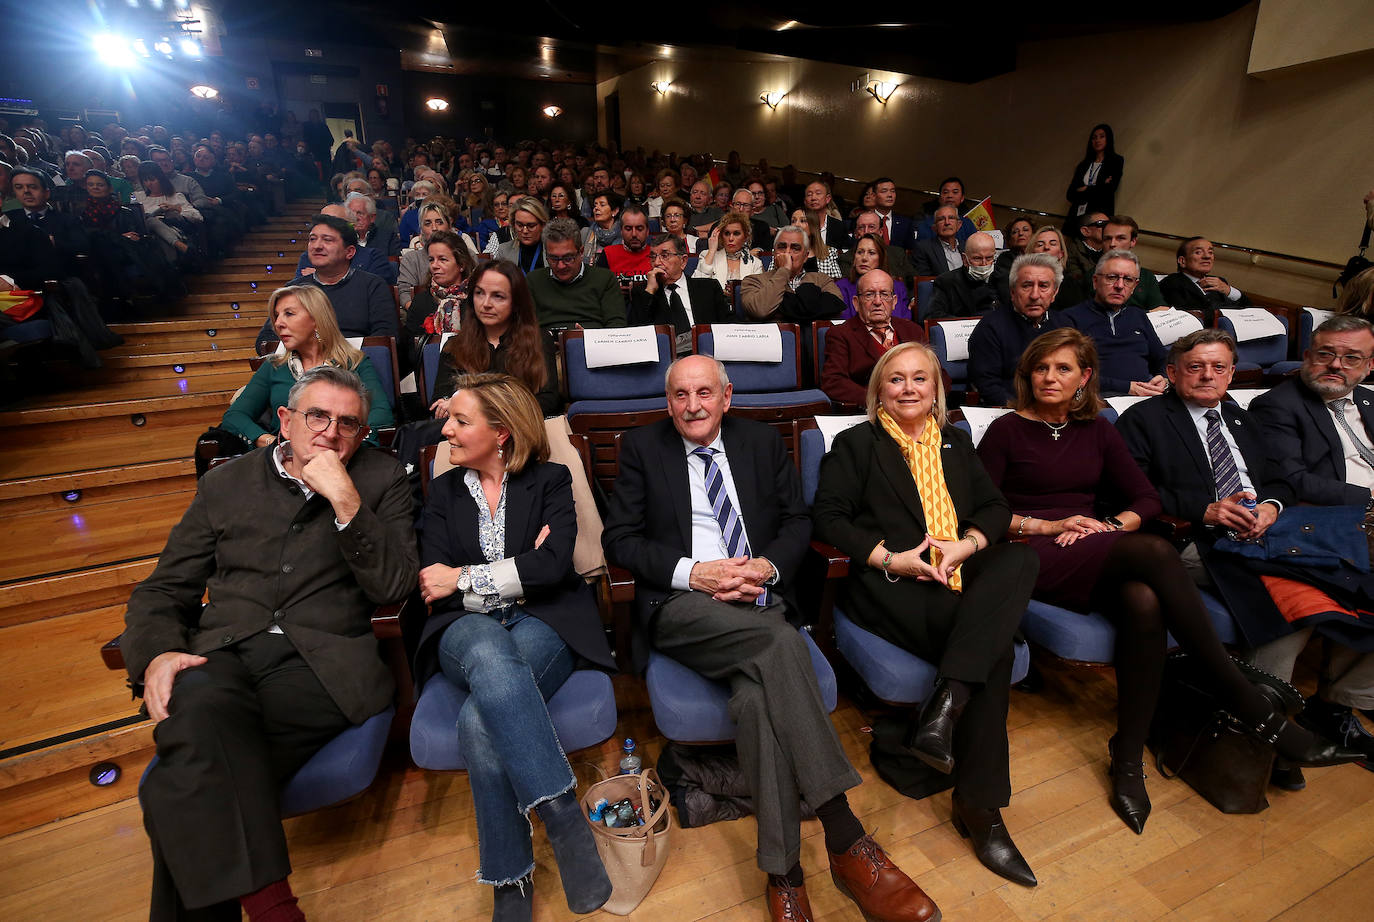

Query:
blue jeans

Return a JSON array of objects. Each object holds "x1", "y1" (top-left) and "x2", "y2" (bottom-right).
[{"x1": 437, "y1": 607, "x2": 576, "y2": 885}]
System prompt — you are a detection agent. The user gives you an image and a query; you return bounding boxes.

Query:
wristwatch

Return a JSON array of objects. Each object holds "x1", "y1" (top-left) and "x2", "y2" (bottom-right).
[
  {"x1": 1104, "y1": 515, "x2": 1125, "y2": 530},
  {"x1": 456, "y1": 567, "x2": 472, "y2": 592}
]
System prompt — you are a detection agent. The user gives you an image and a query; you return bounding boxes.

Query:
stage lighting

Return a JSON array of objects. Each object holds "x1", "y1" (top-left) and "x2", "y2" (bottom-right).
[
  {"x1": 154, "y1": 38, "x2": 173, "y2": 56},
  {"x1": 425, "y1": 97, "x2": 450, "y2": 111},
  {"x1": 181, "y1": 39, "x2": 201, "y2": 57},
  {"x1": 93, "y1": 34, "x2": 132, "y2": 66},
  {"x1": 542, "y1": 105, "x2": 563, "y2": 118},
  {"x1": 190, "y1": 85, "x2": 219, "y2": 99}
]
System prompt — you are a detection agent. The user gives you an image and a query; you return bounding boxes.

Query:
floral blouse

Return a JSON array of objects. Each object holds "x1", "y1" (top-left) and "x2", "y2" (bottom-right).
[{"x1": 460, "y1": 468, "x2": 521, "y2": 613}]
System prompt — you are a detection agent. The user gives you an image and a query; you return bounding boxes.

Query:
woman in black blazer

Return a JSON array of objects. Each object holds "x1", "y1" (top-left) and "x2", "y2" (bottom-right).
[
  {"x1": 813, "y1": 342, "x2": 1040, "y2": 888},
  {"x1": 1064, "y1": 123, "x2": 1124, "y2": 232},
  {"x1": 413, "y1": 373, "x2": 615, "y2": 921}
]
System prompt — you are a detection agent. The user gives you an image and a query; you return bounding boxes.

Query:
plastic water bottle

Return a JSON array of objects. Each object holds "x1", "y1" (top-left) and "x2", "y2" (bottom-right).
[
  {"x1": 1228, "y1": 496, "x2": 1259, "y2": 541},
  {"x1": 618, "y1": 738, "x2": 642, "y2": 775}
]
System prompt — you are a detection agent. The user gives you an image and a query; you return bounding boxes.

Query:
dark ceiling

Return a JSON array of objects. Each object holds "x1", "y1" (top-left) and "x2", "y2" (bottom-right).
[{"x1": 217, "y1": 1, "x2": 1254, "y2": 85}]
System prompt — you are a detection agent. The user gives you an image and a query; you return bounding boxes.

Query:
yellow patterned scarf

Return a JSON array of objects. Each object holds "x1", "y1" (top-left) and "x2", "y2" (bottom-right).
[{"x1": 877, "y1": 409, "x2": 963, "y2": 590}]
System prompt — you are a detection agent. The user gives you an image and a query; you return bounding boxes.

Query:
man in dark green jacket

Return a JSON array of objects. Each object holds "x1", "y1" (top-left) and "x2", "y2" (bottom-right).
[{"x1": 124, "y1": 365, "x2": 417, "y2": 921}]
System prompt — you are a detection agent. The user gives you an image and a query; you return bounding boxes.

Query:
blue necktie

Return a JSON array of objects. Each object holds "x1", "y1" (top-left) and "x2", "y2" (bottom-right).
[
  {"x1": 692, "y1": 447, "x2": 768, "y2": 606},
  {"x1": 1204, "y1": 409, "x2": 1242, "y2": 500}
]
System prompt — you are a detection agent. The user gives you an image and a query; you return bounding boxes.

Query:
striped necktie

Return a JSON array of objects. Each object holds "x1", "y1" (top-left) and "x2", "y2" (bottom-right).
[
  {"x1": 1328, "y1": 398, "x2": 1374, "y2": 469},
  {"x1": 1204, "y1": 409, "x2": 1242, "y2": 500},
  {"x1": 692, "y1": 446, "x2": 767, "y2": 606}
]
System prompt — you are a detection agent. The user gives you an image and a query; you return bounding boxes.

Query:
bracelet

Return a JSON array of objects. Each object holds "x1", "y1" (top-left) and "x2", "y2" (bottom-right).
[
  {"x1": 1017, "y1": 516, "x2": 1033, "y2": 536},
  {"x1": 880, "y1": 550, "x2": 893, "y2": 570},
  {"x1": 963, "y1": 534, "x2": 980, "y2": 551}
]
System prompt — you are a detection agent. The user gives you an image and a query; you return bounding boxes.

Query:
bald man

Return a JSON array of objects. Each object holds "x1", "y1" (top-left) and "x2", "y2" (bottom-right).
[{"x1": 925, "y1": 231, "x2": 1003, "y2": 319}]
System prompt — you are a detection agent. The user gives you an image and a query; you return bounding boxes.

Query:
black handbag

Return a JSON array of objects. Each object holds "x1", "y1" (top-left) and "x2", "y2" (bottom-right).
[
  {"x1": 1147, "y1": 651, "x2": 1290, "y2": 814},
  {"x1": 1333, "y1": 220, "x2": 1372, "y2": 299}
]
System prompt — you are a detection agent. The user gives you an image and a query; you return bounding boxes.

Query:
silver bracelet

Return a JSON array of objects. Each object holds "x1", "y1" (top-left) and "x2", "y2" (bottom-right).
[
  {"x1": 1017, "y1": 516, "x2": 1033, "y2": 536},
  {"x1": 963, "y1": 534, "x2": 980, "y2": 551}
]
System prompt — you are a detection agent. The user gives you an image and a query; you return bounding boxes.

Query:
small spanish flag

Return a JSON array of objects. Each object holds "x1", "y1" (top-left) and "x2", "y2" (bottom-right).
[
  {"x1": 706, "y1": 167, "x2": 721, "y2": 190},
  {"x1": 963, "y1": 196, "x2": 996, "y2": 232}
]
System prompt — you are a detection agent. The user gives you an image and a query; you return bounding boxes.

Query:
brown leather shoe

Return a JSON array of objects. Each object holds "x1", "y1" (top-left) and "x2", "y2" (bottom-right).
[
  {"x1": 829, "y1": 834, "x2": 941, "y2": 922},
  {"x1": 765, "y1": 875, "x2": 815, "y2": 922}
]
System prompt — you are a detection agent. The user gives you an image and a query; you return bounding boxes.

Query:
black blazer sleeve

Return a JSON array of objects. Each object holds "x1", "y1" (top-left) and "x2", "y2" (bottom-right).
[
  {"x1": 966, "y1": 316, "x2": 1010, "y2": 407},
  {"x1": 602, "y1": 428, "x2": 688, "y2": 590},
  {"x1": 1250, "y1": 387, "x2": 1372, "y2": 507}
]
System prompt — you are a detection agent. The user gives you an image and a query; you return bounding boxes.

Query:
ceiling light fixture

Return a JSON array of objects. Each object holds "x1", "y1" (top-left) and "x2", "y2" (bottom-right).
[
  {"x1": 866, "y1": 80, "x2": 897, "y2": 104},
  {"x1": 542, "y1": 105, "x2": 563, "y2": 118},
  {"x1": 189, "y1": 84, "x2": 219, "y2": 99},
  {"x1": 759, "y1": 90, "x2": 786, "y2": 110},
  {"x1": 425, "y1": 97, "x2": 450, "y2": 111},
  {"x1": 650, "y1": 80, "x2": 671, "y2": 95}
]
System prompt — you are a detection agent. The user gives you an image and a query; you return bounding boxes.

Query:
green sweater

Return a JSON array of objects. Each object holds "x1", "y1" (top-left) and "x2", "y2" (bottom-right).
[
  {"x1": 219, "y1": 357, "x2": 394, "y2": 444},
  {"x1": 1128, "y1": 267, "x2": 1167, "y2": 310},
  {"x1": 525, "y1": 265, "x2": 627, "y2": 331}
]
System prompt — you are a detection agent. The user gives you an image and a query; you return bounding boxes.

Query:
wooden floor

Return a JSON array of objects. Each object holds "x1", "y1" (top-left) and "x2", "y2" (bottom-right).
[
  {"x1": 3, "y1": 204, "x2": 1373, "y2": 920},
  {"x1": 2, "y1": 664, "x2": 1372, "y2": 922}
]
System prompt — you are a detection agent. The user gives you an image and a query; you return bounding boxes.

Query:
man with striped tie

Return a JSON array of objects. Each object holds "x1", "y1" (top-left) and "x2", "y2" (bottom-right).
[{"x1": 603, "y1": 355, "x2": 939, "y2": 922}]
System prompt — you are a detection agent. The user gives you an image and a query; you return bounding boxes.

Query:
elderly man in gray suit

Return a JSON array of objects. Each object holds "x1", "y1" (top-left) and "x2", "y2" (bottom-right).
[{"x1": 123, "y1": 365, "x2": 417, "y2": 922}]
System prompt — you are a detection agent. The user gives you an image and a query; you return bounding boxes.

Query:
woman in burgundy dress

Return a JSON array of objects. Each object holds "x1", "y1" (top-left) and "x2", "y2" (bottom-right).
[{"x1": 978, "y1": 328, "x2": 1360, "y2": 835}]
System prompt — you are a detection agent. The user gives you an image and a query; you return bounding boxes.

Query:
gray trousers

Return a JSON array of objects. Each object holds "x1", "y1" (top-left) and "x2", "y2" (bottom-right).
[
  {"x1": 1182, "y1": 543, "x2": 1374, "y2": 709},
  {"x1": 651, "y1": 593, "x2": 862, "y2": 874}
]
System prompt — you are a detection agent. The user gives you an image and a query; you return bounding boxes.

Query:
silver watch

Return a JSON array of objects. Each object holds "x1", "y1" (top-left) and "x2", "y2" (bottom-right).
[{"x1": 456, "y1": 567, "x2": 472, "y2": 592}]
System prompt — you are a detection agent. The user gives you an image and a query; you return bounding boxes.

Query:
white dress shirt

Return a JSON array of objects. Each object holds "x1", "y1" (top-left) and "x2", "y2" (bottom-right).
[
  {"x1": 671, "y1": 432, "x2": 752, "y2": 591},
  {"x1": 1185, "y1": 402, "x2": 1258, "y2": 498},
  {"x1": 1184, "y1": 271, "x2": 1244, "y2": 302},
  {"x1": 1327, "y1": 396, "x2": 1374, "y2": 489}
]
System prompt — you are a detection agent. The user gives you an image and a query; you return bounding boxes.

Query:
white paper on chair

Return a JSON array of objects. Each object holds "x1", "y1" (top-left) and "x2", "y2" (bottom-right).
[
  {"x1": 959, "y1": 407, "x2": 1013, "y2": 447},
  {"x1": 937, "y1": 318, "x2": 981, "y2": 362},
  {"x1": 987, "y1": 230, "x2": 1004, "y2": 249},
  {"x1": 711, "y1": 323, "x2": 782, "y2": 362},
  {"x1": 815, "y1": 415, "x2": 867, "y2": 453},
  {"x1": 1147, "y1": 308, "x2": 1203, "y2": 346},
  {"x1": 1107, "y1": 395, "x2": 1152, "y2": 416},
  {"x1": 582, "y1": 326, "x2": 659, "y2": 369},
  {"x1": 1222, "y1": 308, "x2": 1285, "y2": 342},
  {"x1": 274, "y1": 336, "x2": 363, "y2": 356},
  {"x1": 1227, "y1": 388, "x2": 1268, "y2": 410},
  {"x1": 1303, "y1": 307, "x2": 1334, "y2": 330},
  {"x1": 441, "y1": 332, "x2": 455, "y2": 348}
]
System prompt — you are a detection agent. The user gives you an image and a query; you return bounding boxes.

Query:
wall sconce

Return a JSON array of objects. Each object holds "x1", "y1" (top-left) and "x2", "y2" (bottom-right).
[
  {"x1": 189, "y1": 84, "x2": 219, "y2": 99},
  {"x1": 759, "y1": 90, "x2": 786, "y2": 110},
  {"x1": 425, "y1": 97, "x2": 450, "y2": 111},
  {"x1": 866, "y1": 80, "x2": 897, "y2": 104},
  {"x1": 650, "y1": 80, "x2": 671, "y2": 95},
  {"x1": 542, "y1": 105, "x2": 563, "y2": 118}
]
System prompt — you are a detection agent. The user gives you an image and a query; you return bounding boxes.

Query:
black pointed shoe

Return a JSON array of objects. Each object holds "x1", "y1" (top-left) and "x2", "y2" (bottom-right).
[
  {"x1": 903, "y1": 678, "x2": 971, "y2": 774},
  {"x1": 1107, "y1": 736, "x2": 1151, "y2": 835},
  {"x1": 950, "y1": 794, "x2": 1037, "y2": 887},
  {"x1": 1296, "y1": 697, "x2": 1374, "y2": 770}
]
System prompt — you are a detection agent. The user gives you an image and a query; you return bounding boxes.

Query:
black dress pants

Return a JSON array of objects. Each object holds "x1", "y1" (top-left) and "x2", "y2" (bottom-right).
[
  {"x1": 849, "y1": 542, "x2": 1038, "y2": 808},
  {"x1": 141, "y1": 631, "x2": 352, "y2": 922}
]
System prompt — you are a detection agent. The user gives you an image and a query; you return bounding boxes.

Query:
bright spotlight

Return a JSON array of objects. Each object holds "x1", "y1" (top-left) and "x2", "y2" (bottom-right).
[
  {"x1": 425, "y1": 97, "x2": 450, "y2": 111},
  {"x1": 93, "y1": 34, "x2": 132, "y2": 66},
  {"x1": 181, "y1": 39, "x2": 201, "y2": 57},
  {"x1": 542, "y1": 105, "x2": 563, "y2": 118},
  {"x1": 133, "y1": 38, "x2": 150, "y2": 57},
  {"x1": 154, "y1": 38, "x2": 173, "y2": 56},
  {"x1": 190, "y1": 85, "x2": 219, "y2": 99}
]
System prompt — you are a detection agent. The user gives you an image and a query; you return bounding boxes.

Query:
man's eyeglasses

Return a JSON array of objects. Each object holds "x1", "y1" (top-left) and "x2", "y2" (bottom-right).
[
  {"x1": 290, "y1": 408, "x2": 363, "y2": 439},
  {"x1": 1311, "y1": 349, "x2": 1370, "y2": 368},
  {"x1": 1099, "y1": 273, "x2": 1139, "y2": 285},
  {"x1": 546, "y1": 253, "x2": 579, "y2": 265},
  {"x1": 857, "y1": 291, "x2": 896, "y2": 303}
]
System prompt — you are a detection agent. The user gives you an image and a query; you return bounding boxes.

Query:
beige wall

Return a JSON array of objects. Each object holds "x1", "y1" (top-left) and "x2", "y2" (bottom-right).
[
  {"x1": 598, "y1": 2, "x2": 1374, "y2": 304},
  {"x1": 1249, "y1": 0, "x2": 1374, "y2": 75}
]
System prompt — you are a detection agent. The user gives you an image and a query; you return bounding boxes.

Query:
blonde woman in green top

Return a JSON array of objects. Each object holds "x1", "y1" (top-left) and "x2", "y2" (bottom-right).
[{"x1": 218, "y1": 285, "x2": 394, "y2": 452}]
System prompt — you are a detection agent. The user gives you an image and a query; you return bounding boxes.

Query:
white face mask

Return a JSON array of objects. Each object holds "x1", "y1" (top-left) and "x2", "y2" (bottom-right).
[{"x1": 967, "y1": 262, "x2": 995, "y2": 282}]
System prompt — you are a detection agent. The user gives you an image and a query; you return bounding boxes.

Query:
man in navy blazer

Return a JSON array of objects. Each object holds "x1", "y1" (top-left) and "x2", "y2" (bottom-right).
[
  {"x1": 871, "y1": 176, "x2": 914, "y2": 252},
  {"x1": 1061, "y1": 249, "x2": 1168, "y2": 397},
  {"x1": 602, "y1": 355, "x2": 939, "y2": 922},
  {"x1": 911, "y1": 206, "x2": 966, "y2": 277},
  {"x1": 1238, "y1": 316, "x2": 1374, "y2": 773},
  {"x1": 915, "y1": 177, "x2": 977, "y2": 244}
]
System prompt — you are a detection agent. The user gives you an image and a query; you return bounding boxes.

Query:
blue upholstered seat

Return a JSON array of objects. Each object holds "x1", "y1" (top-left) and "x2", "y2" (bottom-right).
[
  {"x1": 1019, "y1": 590, "x2": 1238, "y2": 664},
  {"x1": 645, "y1": 629, "x2": 837, "y2": 742},
  {"x1": 420, "y1": 340, "x2": 442, "y2": 405},
  {"x1": 927, "y1": 321, "x2": 969, "y2": 395},
  {"x1": 3, "y1": 318, "x2": 53, "y2": 344},
  {"x1": 409, "y1": 670, "x2": 617, "y2": 770},
  {"x1": 360, "y1": 337, "x2": 400, "y2": 407},
  {"x1": 1218, "y1": 311, "x2": 1290, "y2": 373},
  {"x1": 915, "y1": 280, "x2": 935, "y2": 322},
  {"x1": 140, "y1": 705, "x2": 396, "y2": 818},
  {"x1": 695, "y1": 325, "x2": 830, "y2": 410},
  {"x1": 834, "y1": 609, "x2": 1031, "y2": 705},
  {"x1": 562, "y1": 328, "x2": 675, "y2": 418}
]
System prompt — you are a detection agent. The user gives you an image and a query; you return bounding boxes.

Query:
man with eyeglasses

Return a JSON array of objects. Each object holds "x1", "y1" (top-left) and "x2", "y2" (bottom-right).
[
  {"x1": 629, "y1": 233, "x2": 733, "y2": 353},
  {"x1": 525, "y1": 216, "x2": 627, "y2": 331},
  {"x1": 741, "y1": 224, "x2": 844, "y2": 321},
  {"x1": 820, "y1": 268, "x2": 927, "y2": 407},
  {"x1": 727, "y1": 187, "x2": 775, "y2": 252},
  {"x1": 1220, "y1": 317, "x2": 1374, "y2": 778},
  {"x1": 925, "y1": 231, "x2": 1002, "y2": 319},
  {"x1": 1160, "y1": 236, "x2": 1251, "y2": 327},
  {"x1": 124, "y1": 364, "x2": 417, "y2": 922},
  {"x1": 1062, "y1": 249, "x2": 1168, "y2": 397},
  {"x1": 838, "y1": 211, "x2": 917, "y2": 284}
]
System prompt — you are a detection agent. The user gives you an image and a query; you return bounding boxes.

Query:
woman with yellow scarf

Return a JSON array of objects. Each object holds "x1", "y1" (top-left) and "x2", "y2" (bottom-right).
[{"x1": 814, "y1": 341, "x2": 1040, "y2": 888}]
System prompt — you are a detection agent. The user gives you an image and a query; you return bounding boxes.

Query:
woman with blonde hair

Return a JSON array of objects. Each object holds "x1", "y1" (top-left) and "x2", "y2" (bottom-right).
[
  {"x1": 206, "y1": 285, "x2": 393, "y2": 471},
  {"x1": 413, "y1": 373, "x2": 614, "y2": 921},
  {"x1": 1027, "y1": 225, "x2": 1088, "y2": 310},
  {"x1": 813, "y1": 341, "x2": 1039, "y2": 886},
  {"x1": 1336, "y1": 265, "x2": 1374, "y2": 319},
  {"x1": 693, "y1": 210, "x2": 763, "y2": 289}
]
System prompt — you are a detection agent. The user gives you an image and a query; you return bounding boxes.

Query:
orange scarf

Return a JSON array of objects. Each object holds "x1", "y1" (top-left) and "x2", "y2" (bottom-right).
[{"x1": 877, "y1": 409, "x2": 963, "y2": 590}]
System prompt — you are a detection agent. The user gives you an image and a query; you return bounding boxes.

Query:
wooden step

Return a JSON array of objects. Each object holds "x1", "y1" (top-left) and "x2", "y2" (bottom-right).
[
  {"x1": 5, "y1": 372, "x2": 244, "y2": 414},
  {"x1": 220, "y1": 255, "x2": 304, "y2": 267},
  {"x1": 173, "y1": 302, "x2": 270, "y2": 320},
  {"x1": 0, "y1": 486, "x2": 195, "y2": 584},
  {"x1": 0, "y1": 458, "x2": 193, "y2": 511},
  {"x1": 0, "y1": 559, "x2": 155, "y2": 628},
  {"x1": 105, "y1": 336, "x2": 257, "y2": 356},
  {"x1": 94, "y1": 348, "x2": 257, "y2": 369},
  {"x1": 188, "y1": 269, "x2": 297, "y2": 284},
  {"x1": 0, "y1": 605, "x2": 144, "y2": 751},
  {"x1": 109, "y1": 317, "x2": 262, "y2": 334},
  {"x1": 182, "y1": 290, "x2": 271, "y2": 305}
]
